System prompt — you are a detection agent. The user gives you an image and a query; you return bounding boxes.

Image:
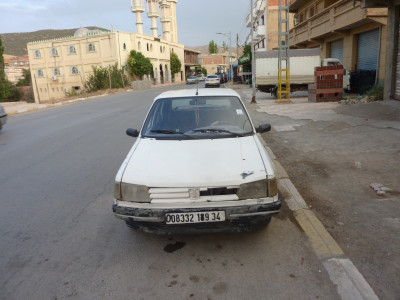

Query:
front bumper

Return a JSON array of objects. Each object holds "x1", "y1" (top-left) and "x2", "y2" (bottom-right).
[
  {"x1": 112, "y1": 196, "x2": 281, "y2": 234},
  {"x1": 0, "y1": 114, "x2": 7, "y2": 128}
]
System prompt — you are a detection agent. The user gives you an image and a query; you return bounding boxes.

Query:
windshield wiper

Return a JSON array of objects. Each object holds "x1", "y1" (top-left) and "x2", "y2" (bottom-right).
[
  {"x1": 191, "y1": 128, "x2": 244, "y2": 137},
  {"x1": 150, "y1": 129, "x2": 197, "y2": 139}
]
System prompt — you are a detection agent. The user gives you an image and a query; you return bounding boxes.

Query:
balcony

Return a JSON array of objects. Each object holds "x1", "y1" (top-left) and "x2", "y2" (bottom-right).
[
  {"x1": 246, "y1": 32, "x2": 261, "y2": 45},
  {"x1": 289, "y1": 0, "x2": 309, "y2": 12},
  {"x1": 289, "y1": 0, "x2": 387, "y2": 46},
  {"x1": 255, "y1": 24, "x2": 266, "y2": 38},
  {"x1": 255, "y1": 0, "x2": 266, "y2": 14},
  {"x1": 246, "y1": 13, "x2": 252, "y2": 27}
]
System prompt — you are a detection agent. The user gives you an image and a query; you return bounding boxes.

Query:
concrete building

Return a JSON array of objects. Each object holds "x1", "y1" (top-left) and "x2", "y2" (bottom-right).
[
  {"x1": 288, "y1": 0, "x2": 388, "y2": 86},
  {"x1": 198, "y1": 52, "x2": 237, "y2": 76},
  {"x1": 246, "y1": 0, "x2": 294, "y2": 51},
  {"x1": 361, "y1": 0, "x2": 400, "y2": 100},
  {"x1": 184, "y1": 48, "x2": 201, "y2": 76},
  {"x1": 27, "y1": 0, "x2": 184, "y2": 103},
  {"x1": 4, "y1": 55, "x2": 29, "y2": 84}
]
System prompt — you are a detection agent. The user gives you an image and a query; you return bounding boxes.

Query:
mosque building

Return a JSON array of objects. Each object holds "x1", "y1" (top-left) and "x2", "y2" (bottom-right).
[{"x1": 27, "y1": 0, "x2": 184, "y2": 103}]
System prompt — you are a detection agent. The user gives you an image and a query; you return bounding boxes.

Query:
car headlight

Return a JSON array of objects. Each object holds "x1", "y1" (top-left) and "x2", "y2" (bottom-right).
[
  {"x1": 114, "y1": 182, "x2": 150, "y2": 203},
  {"x1": 237, "y1": 178, "x2": 278, "y2": 199}
]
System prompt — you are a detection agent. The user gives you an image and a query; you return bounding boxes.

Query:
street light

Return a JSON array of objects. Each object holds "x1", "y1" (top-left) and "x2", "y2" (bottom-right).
[{"x1": 216, "y1": 32, "x2": 232, "y2": 83}]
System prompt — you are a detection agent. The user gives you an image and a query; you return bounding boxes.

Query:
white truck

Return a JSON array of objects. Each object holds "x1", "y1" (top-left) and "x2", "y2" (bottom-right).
[{"x1": 255, "y1": 48, "x2": 350, "y2": 97}]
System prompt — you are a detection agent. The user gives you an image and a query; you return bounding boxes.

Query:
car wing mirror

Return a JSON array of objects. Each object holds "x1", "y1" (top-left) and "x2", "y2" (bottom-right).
[
  {"x1": 256, "y1": 124, "x2": 271, "y2": 133},
  {"x1": 126, "y1": 128, "x2": 139, "y2": 137}
]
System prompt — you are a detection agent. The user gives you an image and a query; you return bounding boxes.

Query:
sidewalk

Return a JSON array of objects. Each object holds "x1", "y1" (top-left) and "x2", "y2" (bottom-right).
[{"x1": 236, "y1": 86, "x2": 400, "y2": 299}]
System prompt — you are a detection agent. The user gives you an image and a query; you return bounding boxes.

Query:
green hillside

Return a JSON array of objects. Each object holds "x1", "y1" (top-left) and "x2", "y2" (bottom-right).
[{"x1": 1, "y1": 27, "x2": 108, "y2": 56}]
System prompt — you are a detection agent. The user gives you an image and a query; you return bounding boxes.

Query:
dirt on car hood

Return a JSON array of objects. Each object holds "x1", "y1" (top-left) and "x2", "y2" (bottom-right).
[{"x1": 120, "y1": 136, "x2": 272, "y2": 187}]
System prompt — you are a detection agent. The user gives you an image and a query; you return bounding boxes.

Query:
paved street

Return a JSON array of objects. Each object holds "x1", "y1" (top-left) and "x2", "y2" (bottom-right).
[{"x1": 0, "y1": 84, "x2": 340, "y2": 300}]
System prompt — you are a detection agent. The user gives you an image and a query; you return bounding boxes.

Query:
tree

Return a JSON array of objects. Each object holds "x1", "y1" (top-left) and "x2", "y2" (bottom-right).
[
  {"x1": 208, "y1": 40, "x2": 219, "y2": 54},
  {"x1": 222, "y1": 41, "x2": 229, "y2": 52},
  {"x1": 170, "y1": 52, "x2": 182, "y2": 77},
  {"x1": 243, "y1": 43, "x2": 252, "y2": 58},
  {"x1": 126, "y1": 50, "x2": 152, "y2": 80},
  {"x1": 0, "y1": 36, "x2": 8, "y2": 102},
  {"x1": 16, "y1": 69, "x2": 32, "y2": 86}
]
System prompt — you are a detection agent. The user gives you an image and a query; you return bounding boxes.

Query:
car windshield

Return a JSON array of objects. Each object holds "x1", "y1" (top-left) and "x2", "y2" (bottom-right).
[
  {"x1": 189, "y1": 76, "x2": 197, "y2": 79},
  {"x1": 141, "y1": 96, "x2": 254, "y2": 140},
  {"x1": 207, "y1": 75, "x2": 218, "y2": 79}
]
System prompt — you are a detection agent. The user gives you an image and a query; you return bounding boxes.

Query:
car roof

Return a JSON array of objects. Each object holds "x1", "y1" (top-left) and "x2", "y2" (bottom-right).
[{"x1": 154, "y1": 88, "x2": 241, "y2": 101}]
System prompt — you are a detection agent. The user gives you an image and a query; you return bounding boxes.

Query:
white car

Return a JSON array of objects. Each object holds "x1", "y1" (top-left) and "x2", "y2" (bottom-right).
[
  {"x1": 197, "y1": 74, "x2": 206, "y2": 81},
  {"x1": 186, "y1": 76, "x2": 198, "y2": 84},
  {"x1": 205, "y1": 75, "x2": 220, "y2": 88},
  {"x1": 0, "y1": 104, "x2": 7, "y2": 130},
  {"x1": 113, "y1": 88, "x2": 280, "y2": 234}
]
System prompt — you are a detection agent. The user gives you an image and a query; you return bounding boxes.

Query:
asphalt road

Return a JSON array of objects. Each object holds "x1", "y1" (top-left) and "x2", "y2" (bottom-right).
[{"x1": 0, "y1": 84, "x2": 339, "y2": 300}]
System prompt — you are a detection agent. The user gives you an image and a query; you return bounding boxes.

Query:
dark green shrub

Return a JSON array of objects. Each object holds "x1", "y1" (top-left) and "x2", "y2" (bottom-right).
[
  {"x1": 85, "y1": 63, "x2": 129, "y2": 92},
  {"x1": 366, "y1": 84, "x2": 384, "y2": 101}
]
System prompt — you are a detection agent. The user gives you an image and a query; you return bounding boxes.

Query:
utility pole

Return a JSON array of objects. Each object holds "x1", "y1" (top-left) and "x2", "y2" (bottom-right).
[
  {"x1": 250, "y1": 0, "x2": 256, "y2": 103},
  {"x1": 216, "y1": 32, "x2": 232, "y2": 82}
]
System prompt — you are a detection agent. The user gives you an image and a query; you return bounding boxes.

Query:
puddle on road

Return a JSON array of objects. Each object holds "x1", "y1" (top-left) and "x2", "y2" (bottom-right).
[{"x1": 164, "y1": 241, "x2": 186, "y2": 253}]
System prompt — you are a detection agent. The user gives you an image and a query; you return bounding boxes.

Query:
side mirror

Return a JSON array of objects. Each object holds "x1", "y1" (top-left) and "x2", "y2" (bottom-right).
[
  {"x1": 256, "y1": 124, "x2": 271, "y2": 133},
  {"x1": 126, "y1": 128, "x2": 139, "y2": 137}
]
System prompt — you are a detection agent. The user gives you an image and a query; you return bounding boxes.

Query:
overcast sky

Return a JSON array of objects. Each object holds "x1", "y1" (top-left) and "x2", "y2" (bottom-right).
[{"x1": 0, "y1": 0, "x2": 251, "y2": 47}]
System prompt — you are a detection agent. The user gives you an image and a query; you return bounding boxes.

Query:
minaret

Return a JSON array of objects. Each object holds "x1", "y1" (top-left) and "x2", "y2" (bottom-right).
[
  {"x1": 147, "y1": 0, "x2": 159, "y2": 38},
  {"x1": 159, "y1": 0, "x2": 171, "y2": 41},
  {"x1": 131, "y1": 0, "x2": 145, "y2": 34},
  {"x1": 167, "y1": 0, "x2": 178, "y2": 43}
]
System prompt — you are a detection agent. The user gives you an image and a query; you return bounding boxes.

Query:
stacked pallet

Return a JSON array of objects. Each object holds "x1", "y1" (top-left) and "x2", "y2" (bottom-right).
[{"x1": 308, "y1": 65, "x2": 344, "y2": 102}]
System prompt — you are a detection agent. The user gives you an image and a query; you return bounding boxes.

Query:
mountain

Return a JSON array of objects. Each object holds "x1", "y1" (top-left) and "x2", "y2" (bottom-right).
[{"x1": 0, "y1": 27, "x2": 108, "y2": 57}]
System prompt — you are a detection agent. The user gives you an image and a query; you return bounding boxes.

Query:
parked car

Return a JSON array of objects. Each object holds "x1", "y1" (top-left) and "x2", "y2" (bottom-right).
[
  {"x1": 186, "y1": 76, "x2": 198, "y2": 84},
  {"x1": 205, "y1": 75, "x2": 220, "y2": 88},
  {"x1": 197, "y1": 74, "x2": 206, "y2": 81},
  {"x1": 0, "y1": 104, "x2": 7, "y2": 131},
  {"x1": 112, "y1": 88, "x2": 280, "y2": 234},
  {"x1": 216, "y1": 72, "x2": 227, "y2": 84}
]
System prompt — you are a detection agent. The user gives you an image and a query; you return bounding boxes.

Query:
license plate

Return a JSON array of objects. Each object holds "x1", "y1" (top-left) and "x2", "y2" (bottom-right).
[{"x1": 165, "y1": 211, "x2": 225, "y2": 224}]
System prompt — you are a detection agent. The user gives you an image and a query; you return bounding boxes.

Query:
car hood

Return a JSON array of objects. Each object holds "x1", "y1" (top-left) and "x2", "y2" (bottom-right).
[{"x1": 120, "y1": 136, "x2": 273, "y2": 187}]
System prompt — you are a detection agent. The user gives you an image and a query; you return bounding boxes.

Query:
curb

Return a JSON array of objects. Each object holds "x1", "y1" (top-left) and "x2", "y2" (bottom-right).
[
  {"x1": 5, "y1": 82, "x2": 184, "y2": 116},
  {"x1": 257, "y1": 135, "x2": 379, "y2": 300}
]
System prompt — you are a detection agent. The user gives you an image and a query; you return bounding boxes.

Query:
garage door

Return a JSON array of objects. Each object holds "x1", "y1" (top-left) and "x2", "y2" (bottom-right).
[
  {"x1": 330, "y1": 39, "x2": 343, "y2": 62},
  {"x1": 396, "y1": 18, "x2": 400, "y2": 99},
  {"x1": 357, "y1": 29, "x2": 380, "y2": 70}
]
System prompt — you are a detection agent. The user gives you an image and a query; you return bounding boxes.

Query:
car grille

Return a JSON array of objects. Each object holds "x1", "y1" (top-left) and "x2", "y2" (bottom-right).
[{"x1": 149, "y1": 187, "x2": 239, "y2": 203}]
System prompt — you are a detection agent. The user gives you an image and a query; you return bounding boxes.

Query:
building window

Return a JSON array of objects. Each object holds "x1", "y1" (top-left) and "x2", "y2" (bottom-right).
[
  {"x1": 309, "y1": 6, "x2": 315, "y2": 17},
  {"x1": 147, "y1": 43, "x2": 149, "y2": 51},
  {"x1": 34, "y1": 49, "x2": 41, "y2": 58},
  {"x1": 150, "y1": 44, "x2": 153, "y2": 51},
  {"x1": 87, "y1": 43, "x2": 96, "y2": 52},
  {"x1": 37, "y1": 69, "x2": 44, "y2": 77},
  {"x1": 163, "y1": 46, "x2": 166, "y2": 53},
  {"x1": 123, "y1": 43, "x2": 127, "y2": 50},
  {"x1": 138, "y1": 41, "x2": 141, "y2": 50},
  {"x1": 160, "y1": 46, "x2": 163, "y2": 53},
  {"x1": 68, "y1": 45, "x2": 76, "y2": 54},
  {"x1": 53, "y1": 68, "x2": 61, "y2": 76},
  {"x1": 71, "y1": 66, "x2": 79, "y2": 75},
  {"x1": 51, "y1": 47, "x2": 59, "y2": 57}
]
